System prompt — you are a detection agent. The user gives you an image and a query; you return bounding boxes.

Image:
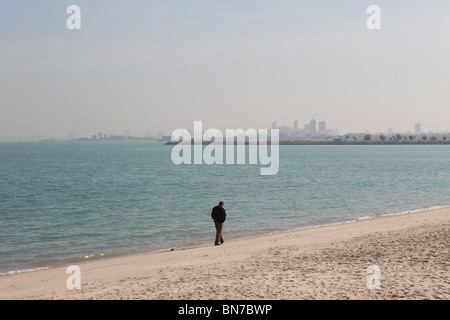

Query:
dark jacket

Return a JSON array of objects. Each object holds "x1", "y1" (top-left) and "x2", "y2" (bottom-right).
[{"x1": 211, "y1": 206, "x2": 226, "y2": 223}]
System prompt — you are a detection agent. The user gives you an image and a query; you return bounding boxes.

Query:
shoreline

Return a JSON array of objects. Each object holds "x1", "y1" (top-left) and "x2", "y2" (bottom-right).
[
  {"x1": 1, "y1": 204, "x2": 449, "y2": 278},
  {"x1": 0, "y1": 206, "x2": 448, "y2": 299},
  {"x1": 2, "y1": 204, "x2": 449, "y2": 277}
]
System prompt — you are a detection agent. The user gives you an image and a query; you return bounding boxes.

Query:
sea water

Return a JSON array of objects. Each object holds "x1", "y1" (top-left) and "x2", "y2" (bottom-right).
[{"x1": 1, "y1": 141, "x2": 449, "y2": 274}]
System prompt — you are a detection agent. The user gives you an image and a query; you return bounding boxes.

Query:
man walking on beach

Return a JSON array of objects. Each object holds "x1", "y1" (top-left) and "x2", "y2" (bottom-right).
[{"x1": 211, "y1": 201, "x2": 226, "y2": 246}]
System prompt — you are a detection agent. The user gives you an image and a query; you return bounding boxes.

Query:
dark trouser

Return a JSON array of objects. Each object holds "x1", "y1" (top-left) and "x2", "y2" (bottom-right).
[{"x1": 214, "y1": 222, "x2": 224, "y2": 245}]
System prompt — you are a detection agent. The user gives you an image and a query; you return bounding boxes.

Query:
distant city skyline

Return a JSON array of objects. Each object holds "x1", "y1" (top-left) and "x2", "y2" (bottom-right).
[
  {"x1": 1, "y1": 112, "x2": 449, "y2": 141},
  {"x1": 2, "y1": 118, "x2": 448, "y2": 142},
  {"x1": 2, "y1": 1, "x2": 450, "y2": 141}
]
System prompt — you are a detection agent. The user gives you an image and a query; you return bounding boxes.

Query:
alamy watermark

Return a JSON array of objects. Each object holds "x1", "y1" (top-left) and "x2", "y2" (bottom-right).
[
  {"x1": 367, "y1": 5, "x2": 381, "y2": 30},
  {"x1": 170, "y1": 121, "x2": 279, "y2": 176},
  {"x1": 366, "y1": 265, "x2": 381, "y2": 290},
  {"x1": 66, "y1": 265, "x2": 81, "y2": 290},
  {"x1": 66, "y1": 5, "x2": 381, "y2": 31},
  {"x1": 66, "y1": 5, "x2": 81, "y2": 30}
]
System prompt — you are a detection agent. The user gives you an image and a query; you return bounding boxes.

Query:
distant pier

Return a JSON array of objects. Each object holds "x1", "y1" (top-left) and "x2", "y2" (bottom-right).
[{"x1": 165, "y1": 140, "x2": 450, "y2": 145}]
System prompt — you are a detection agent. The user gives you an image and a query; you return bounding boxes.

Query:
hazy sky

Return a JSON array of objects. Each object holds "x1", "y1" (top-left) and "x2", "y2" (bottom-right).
[{"x1": 1, "y1": 0, "x2": 450, "y2": 140}]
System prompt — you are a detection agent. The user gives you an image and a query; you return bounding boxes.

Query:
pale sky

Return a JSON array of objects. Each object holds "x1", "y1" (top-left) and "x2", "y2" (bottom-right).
[{"x1": 1, "y1": 0, "x2": 450, "y2": 140}]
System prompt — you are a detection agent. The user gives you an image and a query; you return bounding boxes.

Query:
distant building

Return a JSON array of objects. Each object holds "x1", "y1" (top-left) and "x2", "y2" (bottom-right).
[
  {"x1": 294, "y1": 120, "x2": 298, "y2": 131},
  {"x1": 272, "y1": 122, "x2": 278, "y2": 129},
  {"x1": 318, "y1": 121, "x2": 326, "y2": 132},
  {"x1": 414, "y1": 123, "x2": 421, "y2": 134},
  {"x1": 304, "y1": 119, "x2": 316, "y2": 134},
  {"x1": 278, "y1": 126, "x2": 293, "y2": 140}
]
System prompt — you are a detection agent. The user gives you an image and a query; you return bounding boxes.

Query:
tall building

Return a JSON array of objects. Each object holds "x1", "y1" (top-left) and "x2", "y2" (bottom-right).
[
  {"x1": 272, "y1": 122, "x2": 277, "y2": 129},
  {"x1": 304, "y1": 119, "x2": 316, "y2": 134},
  {"x1": 414, "y1": 123, "x2": 421, "y2": 134},
  {"x1": 311, "y1": 119, "x2": 316, "y2": 133},
  {"x1": 294, "y1": 120, "x2": 298, "y2": 131},
  {"x1": 318, "y1": 121, "x2": 326, "y2": 132}
]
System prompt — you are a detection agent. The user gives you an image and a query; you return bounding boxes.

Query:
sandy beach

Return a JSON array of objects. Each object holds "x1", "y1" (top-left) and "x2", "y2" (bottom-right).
[{"x1": 0, "y1": 208, "x2": 448, "y2": 300}]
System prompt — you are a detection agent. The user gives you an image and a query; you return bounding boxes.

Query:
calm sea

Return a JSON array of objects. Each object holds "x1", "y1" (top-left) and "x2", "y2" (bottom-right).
[{"x1": 1, "y1": 141, "x2": 449, "y2": 274}]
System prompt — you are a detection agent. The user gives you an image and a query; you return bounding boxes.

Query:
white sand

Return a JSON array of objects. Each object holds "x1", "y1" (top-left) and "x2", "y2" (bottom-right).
[{"x1": 0, "y1": 208, "x2": 448, "y2": 300}]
